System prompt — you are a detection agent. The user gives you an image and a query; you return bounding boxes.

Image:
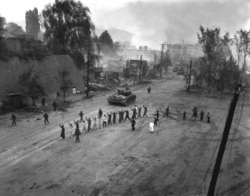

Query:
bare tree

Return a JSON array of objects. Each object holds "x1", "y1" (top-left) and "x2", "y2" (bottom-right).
[{"x1": 234, "y1": 29, "x2": 250, "y2": 72}]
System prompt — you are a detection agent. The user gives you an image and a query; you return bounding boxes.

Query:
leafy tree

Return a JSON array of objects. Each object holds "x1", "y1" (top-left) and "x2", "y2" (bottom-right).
[
  {"x1": 57, "y1": 68, "x2": 73, "y2": 102},
  {"x1": 0, "y1": 16, "x2": 6, "y2": 29},
  {"x1": 99, "y1": 30, "x2": 114, "y2": 55},
  {"x1": 234, "y1": 30, "x2": 250, "y2": 72},
  {"x1": 198, "y1": 26, "x2": 221, "y2": 89},
  {"x1": 99, "y1": 30, "x2": 113, "y2": 46},
  {"x1": 0, "y1": 37, "x2": 9, "y2": 60},
  {"x1": 25, "y1": 8, "x2": 40, "y2": 39},
  {"x1": 5, "y1": 22, "x2": 24, "y2": 34},
  {"x1": 19, "y1": 67, "x2": 45, "y2": 106},
  {"x1": 234, "y1": 32, "x2": 243, "y2": 67},
  {"x1": 42, "y1": 0, "x2": 94, "y2": 55},
  {"x1": 197, "y1": 26, "x2": 239, "y2": 95},
  {"x1": 0, "y1": 17, "x2": 8, "y2": 60}
]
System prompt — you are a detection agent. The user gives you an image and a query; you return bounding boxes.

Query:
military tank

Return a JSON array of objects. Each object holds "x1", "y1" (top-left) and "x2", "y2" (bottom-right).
[{"x1": 107, "y1": 88, "x2": 136, "y2": 106}]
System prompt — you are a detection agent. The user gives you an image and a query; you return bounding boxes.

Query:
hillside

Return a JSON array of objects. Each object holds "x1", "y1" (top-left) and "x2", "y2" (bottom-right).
[
  {"x1": 0, "y1": 55, "x2": 85, "y2": 99},
  {"x1": 95, "y1": 28, "x2": 133, "y2": 43}
]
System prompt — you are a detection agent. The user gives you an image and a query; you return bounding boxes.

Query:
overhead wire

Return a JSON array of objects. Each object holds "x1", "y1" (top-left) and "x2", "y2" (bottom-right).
[
  {"x1": 215, "y1": 92, "x2": 246, "y2": 195},
  {"x1": 179, "y1": 107, "x2": 228, "y2": 196},
  {"x1": 193, "y1": 91, "x2": 246, "y2": 195}
]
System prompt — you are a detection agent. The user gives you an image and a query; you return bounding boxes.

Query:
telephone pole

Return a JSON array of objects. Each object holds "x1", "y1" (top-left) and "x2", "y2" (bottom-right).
[
  {"x1": 207, "y1": 84, "x2": 242, "y2": 196},
  {"x1": 160, "y1": 44, "x2": 164, "y2": 77},
  {"x1": 97, "y1": 40, "x2": 100, "y2": 68},
  {"x1": 84, "y1": 38, "x2": 92, "y2": 98},
  {"x1": 139, "y1": 55, "x2": 142, "y2": 83},
  {"x1": 187, "y1": 59, "x2": 192, "y2": 91},
  {"x1": 86, "y1": 49, "x2": 90, "y2": 98},
  {"x1": 160, "y1": 43, "x2": 168, "y2": 77}
]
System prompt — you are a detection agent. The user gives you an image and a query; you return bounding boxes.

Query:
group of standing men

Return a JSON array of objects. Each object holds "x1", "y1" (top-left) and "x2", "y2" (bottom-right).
[
  {"x1": 182, "y1": 106, "x2": 210, "y2": 123},
  {"x1": 97, "y1": 105, "x2": 148, "y2": 131},
  {"x1": 56, "y1": 104, "x2": 149, "y2": 143}
]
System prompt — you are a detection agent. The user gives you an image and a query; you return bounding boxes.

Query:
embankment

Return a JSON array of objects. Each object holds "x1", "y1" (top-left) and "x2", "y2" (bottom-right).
[{"x1": 0, "y1": 55, "x2": 85, "y2": 99}]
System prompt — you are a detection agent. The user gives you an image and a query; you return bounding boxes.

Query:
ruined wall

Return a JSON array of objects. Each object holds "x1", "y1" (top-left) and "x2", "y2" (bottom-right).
[
  {"x1": 117, "y1": 49, "x2": 161, "y2": 62},
  {"x1": 0, "y1": 55, "x2": 85, "y2": 99}
]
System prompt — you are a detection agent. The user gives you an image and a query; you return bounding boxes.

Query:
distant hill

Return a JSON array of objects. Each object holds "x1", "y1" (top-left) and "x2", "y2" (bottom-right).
[
  {"x1": 95, "y1": 28, "x2": 133, "y2": 43},
  {"x1": 15, "y1": 20, "x2": 26, "y2": 31},
  {"x1": 14, "y1": 20, "x2": 133, "y2": 43}
]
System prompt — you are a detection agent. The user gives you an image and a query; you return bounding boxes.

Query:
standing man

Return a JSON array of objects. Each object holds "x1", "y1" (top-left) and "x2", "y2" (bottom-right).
[
  {"x1": 81, "y1": 120, "x2": 86, "y2": 133},
  {"x1": 147, "y1": 86, "x2": 151, "y2": 93},
  {"x1": 166, "y1": 106, "x2": 169, "y2": 117},
  {"x1": 121, "y1": 110, "x2": 124, "y2": 122},
  {"x1": 79, "y1": 111, "x2": 84, "y2": 122},
  {"x1": 103, "y1": 115, "x2": 107, "y2": 127},
  {"x1": 108, "y1": 112, "x2": 112, "y2": 125},
  {"x1": 75, "y1": 126, "x2": 81, "y2": 143},
  {"x1": 112, "y1": 111, "x2": 117, "y2": 124},
  {"x1": 154, "y1": 114, "x2": 158, "y2": 126},
  {"x1": 134, "y1": 105, "x2": 138, "y2": 118},
  {"x1": 138, "y1": 106, "x2": 142, "y2": 118},
  {"x1": 207, "y1": 112, "x2": 210, "y2": 123},
  {"x1": 86, "y1": 117, "x2": 92, "y2": 132},
  {"x1": 130, "y1": 118, "x2": 136, "y2": 131},
  {"x1": 118, "y1": 110, "x2": 122, "y2": 123},
  {"x1": 11, "y1": 113, "x2": 16, "y2": 126},
  {"x1": 149, "y1": 120, "x2": 154, "y2": 133},
  {"x1": 131, "y1": 107, "x2": 136, "y2": 119},
  {"x1": 98, "y1": 108, "x2": 103, "y2": 119},
  {"x1": 93, "y1": 117, "x2": 97, "y2": 130},
  {"x1": 143, "y1": 105, "x2": 148, "y2": 117},
  {"x1": 125, "y1": 110, "x2": 130, "y2": 121},
  {"x1": 59, "y1": 124, "x2": 65, "y2": 139},
  {"x1": 74, "y1": 120, "x2": 80, "y2": 130},
  {"x1": 192, "y1": 106, "x2": 198, "y2": 120},
  {"x1": 42, "y1": 97, "x2": 45, "y2": 108},
  {"x1": 156, "y1": 110, "x2": 160, "y2": 121},
  {"x1": 52, "y1": 100, "x2": 57, "y2": 111},
  {"x1": 43, "y1": 112, "x2": 49, "y2": 124},
  {"x1": 183, "y1": 109, "x2": 186, "y2": 120},
  {"x1": 200, "y1": 110, "x2": 204, "y2": 121}
]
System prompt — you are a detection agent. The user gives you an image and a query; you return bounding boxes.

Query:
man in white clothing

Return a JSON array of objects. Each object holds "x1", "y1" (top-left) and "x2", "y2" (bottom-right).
[{"x1": 149, "y1": 121, "x2": 154, "y2": 133}]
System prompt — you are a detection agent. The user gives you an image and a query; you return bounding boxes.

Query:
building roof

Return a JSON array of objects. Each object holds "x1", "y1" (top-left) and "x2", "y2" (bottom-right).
[{"x1": 0, "y1": 29, "x2": 17, "y2": 39}]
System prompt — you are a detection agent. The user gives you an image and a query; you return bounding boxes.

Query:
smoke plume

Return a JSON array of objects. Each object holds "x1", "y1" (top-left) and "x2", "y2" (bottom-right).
[{"x1": 96, "y1": 0, "x2": 250, "y2": 49}]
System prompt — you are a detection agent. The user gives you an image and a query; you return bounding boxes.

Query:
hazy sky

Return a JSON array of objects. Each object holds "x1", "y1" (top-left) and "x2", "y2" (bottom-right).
[{"x1": 1, "y1": 0, "x2": 250, "y2": 49}]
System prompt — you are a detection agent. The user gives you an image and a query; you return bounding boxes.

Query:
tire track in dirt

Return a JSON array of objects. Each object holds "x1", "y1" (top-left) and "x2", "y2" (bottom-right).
[{"x1": 0, "y1": 77, "x2": 186, "y2": 195}]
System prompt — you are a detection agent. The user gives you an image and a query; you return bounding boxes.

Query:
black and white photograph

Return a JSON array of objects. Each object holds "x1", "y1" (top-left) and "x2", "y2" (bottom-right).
[{"x1": 0, "y1": 0, "x2": 250, "y2": 195}]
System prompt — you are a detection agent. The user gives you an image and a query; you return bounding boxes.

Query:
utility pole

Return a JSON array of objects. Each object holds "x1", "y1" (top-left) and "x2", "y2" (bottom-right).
[
  {"x1": 85, "y1": 38, "x2": 91, "y2": 98},
  {"x1": 160, "y1": 44, "x2": 164, "y2": 77},
  {"x1": 139, "y1": 55, "x2": 142, "y2": 83},
  {"x1": 160, "y1": 43, "x2": 168, "y2": 77},
  {"x1": 207, "y1": 84, "x2": 242, "y2": 196},
  {"x1": 86, "y1": 49, "x2": 90, "y2": 98},
  {"x1": 187, "y1": 59, "x2": 192, "y2": 91},
  {"x1": 97, "y1": 40, "x2": 100, "y2": 68}
]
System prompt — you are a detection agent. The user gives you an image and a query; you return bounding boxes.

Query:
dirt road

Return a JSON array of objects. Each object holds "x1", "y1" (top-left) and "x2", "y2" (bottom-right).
[{"x1": 0, "y1": 72, "x2": 250, "y2": 196}]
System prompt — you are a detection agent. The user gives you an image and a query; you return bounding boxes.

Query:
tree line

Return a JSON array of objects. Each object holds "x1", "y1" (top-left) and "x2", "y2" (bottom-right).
[
  {"x1": 1, "y1": 0, "x2": 118, "y2": 107},
  {"x1": 188, "y1": 26, "x2": 250, "y2": 96}
]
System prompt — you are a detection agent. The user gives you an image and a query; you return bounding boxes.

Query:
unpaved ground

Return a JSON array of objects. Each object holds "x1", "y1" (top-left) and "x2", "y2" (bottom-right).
[{"x1": 0, "y1": 71, "x2": 250, "y2": 196}]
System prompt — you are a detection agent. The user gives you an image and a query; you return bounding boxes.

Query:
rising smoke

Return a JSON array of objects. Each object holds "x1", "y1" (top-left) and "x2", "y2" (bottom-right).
[{"x1": 96, "y1": 0, "x2": 250, "y2": 49}]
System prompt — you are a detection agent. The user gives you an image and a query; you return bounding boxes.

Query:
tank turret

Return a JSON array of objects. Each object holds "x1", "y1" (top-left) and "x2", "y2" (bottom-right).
[{"x1": 107, "y1": 88, "x2": 136, "y2": 106}]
